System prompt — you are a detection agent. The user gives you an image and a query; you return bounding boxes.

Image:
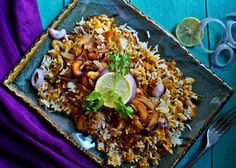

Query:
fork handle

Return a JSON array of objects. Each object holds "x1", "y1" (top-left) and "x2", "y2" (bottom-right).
[{"x1": 185, "y1": 145, "x2": 210, "y2": 168}]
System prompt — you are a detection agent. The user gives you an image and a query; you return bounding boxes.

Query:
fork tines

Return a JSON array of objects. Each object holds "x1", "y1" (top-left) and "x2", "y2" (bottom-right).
[{"x1": 210, "y1": 106, "x2": 236, "y2": 135}]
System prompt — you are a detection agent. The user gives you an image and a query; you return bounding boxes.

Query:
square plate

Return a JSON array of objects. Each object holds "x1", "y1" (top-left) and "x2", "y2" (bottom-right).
[{"x1": 3, "y1": 0, "x2": 233, "y2": 167}]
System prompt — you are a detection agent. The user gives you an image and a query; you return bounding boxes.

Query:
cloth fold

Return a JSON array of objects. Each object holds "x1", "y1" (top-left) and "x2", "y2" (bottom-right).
[{"x1": 0, "y1": 0, "x2": 96, "y2": 167}]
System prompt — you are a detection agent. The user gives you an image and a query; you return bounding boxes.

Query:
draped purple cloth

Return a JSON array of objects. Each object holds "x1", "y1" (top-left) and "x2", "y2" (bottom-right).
[{"x1": 0, "y1": 1, "x2": 96, "y2": 167}]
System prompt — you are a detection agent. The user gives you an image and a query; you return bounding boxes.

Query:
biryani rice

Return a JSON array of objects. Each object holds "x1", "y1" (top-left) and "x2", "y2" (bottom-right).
[{"x1": 35, "y1": 15, "x2": 198, "y2": 167}]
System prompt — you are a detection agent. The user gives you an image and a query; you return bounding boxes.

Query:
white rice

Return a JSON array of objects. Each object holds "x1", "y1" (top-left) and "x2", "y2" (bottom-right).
[{"x1": 147, "y1": 30, "x2": 150, "y2": 38}]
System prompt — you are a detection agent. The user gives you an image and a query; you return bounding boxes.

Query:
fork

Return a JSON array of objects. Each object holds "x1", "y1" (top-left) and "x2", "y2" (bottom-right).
[{"x1": 185, "y1": 106, "x2": 236, "y2": 168}]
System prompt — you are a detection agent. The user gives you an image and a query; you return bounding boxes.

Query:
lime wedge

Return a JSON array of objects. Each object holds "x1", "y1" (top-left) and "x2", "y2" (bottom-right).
[
  {"x1": 176, "y1": 17, "x2": 203, "y2": 47},
  {"x1": 95, "y1": 72, "x2": 132, "y2": 108}
]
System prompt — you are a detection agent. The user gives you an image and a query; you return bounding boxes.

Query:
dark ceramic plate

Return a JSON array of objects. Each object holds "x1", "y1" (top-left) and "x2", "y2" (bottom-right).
[{"x1": 3, "y1": 0, "x2": 233, "y2": 167}]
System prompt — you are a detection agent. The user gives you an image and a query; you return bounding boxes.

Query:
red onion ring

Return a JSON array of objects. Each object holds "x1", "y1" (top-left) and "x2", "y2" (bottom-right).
[
  {"x1": 152, "y1": 82, "x2": 165, "y2": 98},
  {"x1": 31, "y1": 69, "x2": 45, "y2": 89},
  {"x1": 227, "y1": 41, "x2": 236, "y2": 49},
  {"x1": 49, "y1": 28, "x2": 66, "y2": 40},
  {"x1": 158, "y1": 121, "x2": 169, "y2": 128},
  {"x1": 212, "y1": 43, "x2": 234, "y2": 68},
  {"x1": 93, "y1": 60, "x2": 105, "y2": 72},
  {"x1": 226, "y1": 20, "x2": 236, "y2": 48},
  {"x1": 226, "y1": 12, "x2": 236, "y2": 18},
  {"x1": 100, "y1": 69, "x2": 109, "y2": 76},
  {"x1": 126, "y1": 73, "x2": 137, "y2": 103},
  {"x1": 197, "y1": 18, "x2": 227, "y2": 53},
  {"x1": 157, "y1": 115, "x2": 169, "y2": 128}
]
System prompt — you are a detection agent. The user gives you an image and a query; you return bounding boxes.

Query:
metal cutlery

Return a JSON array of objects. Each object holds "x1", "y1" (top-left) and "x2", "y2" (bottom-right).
[{"x1": 185, "y1": 107, "x2": 236, "y2": 168}]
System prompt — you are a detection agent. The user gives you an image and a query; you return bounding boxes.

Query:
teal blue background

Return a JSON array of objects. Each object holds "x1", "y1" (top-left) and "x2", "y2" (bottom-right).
[{"x1": 37, "y1": 0, "x2": 236, "y2": 167}]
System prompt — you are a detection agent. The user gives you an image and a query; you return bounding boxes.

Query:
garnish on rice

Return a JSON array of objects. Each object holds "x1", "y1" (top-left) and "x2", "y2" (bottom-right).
[
  {"x1": 82, "y1": 91, "x2": 104, "y2": 112},
  {"x1": 33, "y1": 15, "x2": 198, "y2": 167},
  {"x1": 82, "y1": 51, "x2": 135, "y2": 117}
]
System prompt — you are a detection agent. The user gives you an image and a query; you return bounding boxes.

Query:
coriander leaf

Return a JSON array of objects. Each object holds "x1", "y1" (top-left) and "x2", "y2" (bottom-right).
[
  {"x1": 82, "y1": 91, "x2": 104, "y2": 112},
  {"x1": 106, "y1": 51, "x2": 133, "y2": 117},
  {"x1": 108, "y1": 51, "x2": 132, "y2": 77},
  {"x1": 114, "y1": 97, "x2": 134, "y2": 117},
  {"x1": 87, "y1": 91, "x2": 101, "y2": 101},
  {"x1": 120, "y1": 53, "x2": 131, "y2": 76}
]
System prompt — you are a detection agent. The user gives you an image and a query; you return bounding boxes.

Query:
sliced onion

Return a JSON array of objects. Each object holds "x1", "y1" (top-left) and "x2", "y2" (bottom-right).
[
  {"x1": 100, "y1": 69, "x2": 109, "y2": 76},
  {"x1": 60, "y1": 52, "x2": 75, "y2": 60},
  {"x1": 197, "y1": 18, "x2": 227, "y2": 53},
  {"x1": 212, "y1": 43, "x2": 234, "y2": 68},
  {"x1": 126, "y1": 73, "x2": 137, "y2": 103},
  {"x1": 158, "y1": 121, "x2": 169, "y2": 128},
  {"x1": 97, "y1": 48, "x2": 111, "y2": 53},
  {"x1": 87, "y1": 38, "x2": 96, "y2": 51},
  {"x1": 227, "y1": 41, "x2": 236, "y2": 49},
  {"x1": 147, "y1": 81, "x2": 165, "y2": 98},
  {"x1": 226, "y1": 20, "x2": 236, "y2": 48},
  {"x1": 31, "y1": 69, "x2": 45, "y2": 89},
  {"x1": 78, "y1": 34, "x2": 93, "y2": 46},
  {"x1": 226, "y1": 12, "x2": 236, "y2": 18},
  {"x1": 135, "y1": 96, "x2": 155, "y2": 111},
  {"x1": 196, "y1": 14, "x2": 236, "y2": 68},
  {"x1": 49, "y1": 28, "x2": 66, "y2": 40},
  {"x1": 93, "y1": 60, "x2": 105, "y2": 72},
  {"x1": 157, "y1": 115, "x2": 169, "y2": 128}
]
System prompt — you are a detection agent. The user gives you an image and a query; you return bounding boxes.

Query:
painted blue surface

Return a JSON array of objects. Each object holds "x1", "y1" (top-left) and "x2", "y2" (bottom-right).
[{"x1": 38, "y1": 0, "x2": 236, "y2": 167}]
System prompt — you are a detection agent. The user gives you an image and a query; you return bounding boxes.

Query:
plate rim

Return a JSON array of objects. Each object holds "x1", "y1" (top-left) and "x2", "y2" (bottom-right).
[{"x1": 3, "y1": 0, "x2": 233, "y2": 167}]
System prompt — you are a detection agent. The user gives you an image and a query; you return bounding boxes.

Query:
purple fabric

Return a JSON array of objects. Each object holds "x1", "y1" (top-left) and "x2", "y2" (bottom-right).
[{"x1": 0, "y1": 0, "x2": 96, "y2": 167}]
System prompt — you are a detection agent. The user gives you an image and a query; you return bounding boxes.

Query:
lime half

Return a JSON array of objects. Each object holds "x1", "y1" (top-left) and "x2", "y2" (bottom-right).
[
  {"x1": 95, "y1": 72, "x2": 132, "y2": 108},
  {"x1": 176, "y1": 17, "x2": 203, "y2": 47}
]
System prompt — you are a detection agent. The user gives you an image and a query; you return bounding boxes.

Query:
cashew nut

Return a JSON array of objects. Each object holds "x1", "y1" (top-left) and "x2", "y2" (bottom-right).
[
  {"x1": 71, "y1": 60, "x2": 83, "y2": 77},
  {"x1": 87, "y1": 71, "x2": 100, "y2": 80}
]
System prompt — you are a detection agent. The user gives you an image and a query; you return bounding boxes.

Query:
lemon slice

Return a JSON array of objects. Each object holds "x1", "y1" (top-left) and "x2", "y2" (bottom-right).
[
  {"x1": 176, "y1": 17, "x2": 203, "y2": 47},
  {"x1": 95, "y1": 72, "x2": 132, "y2": 108}
]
